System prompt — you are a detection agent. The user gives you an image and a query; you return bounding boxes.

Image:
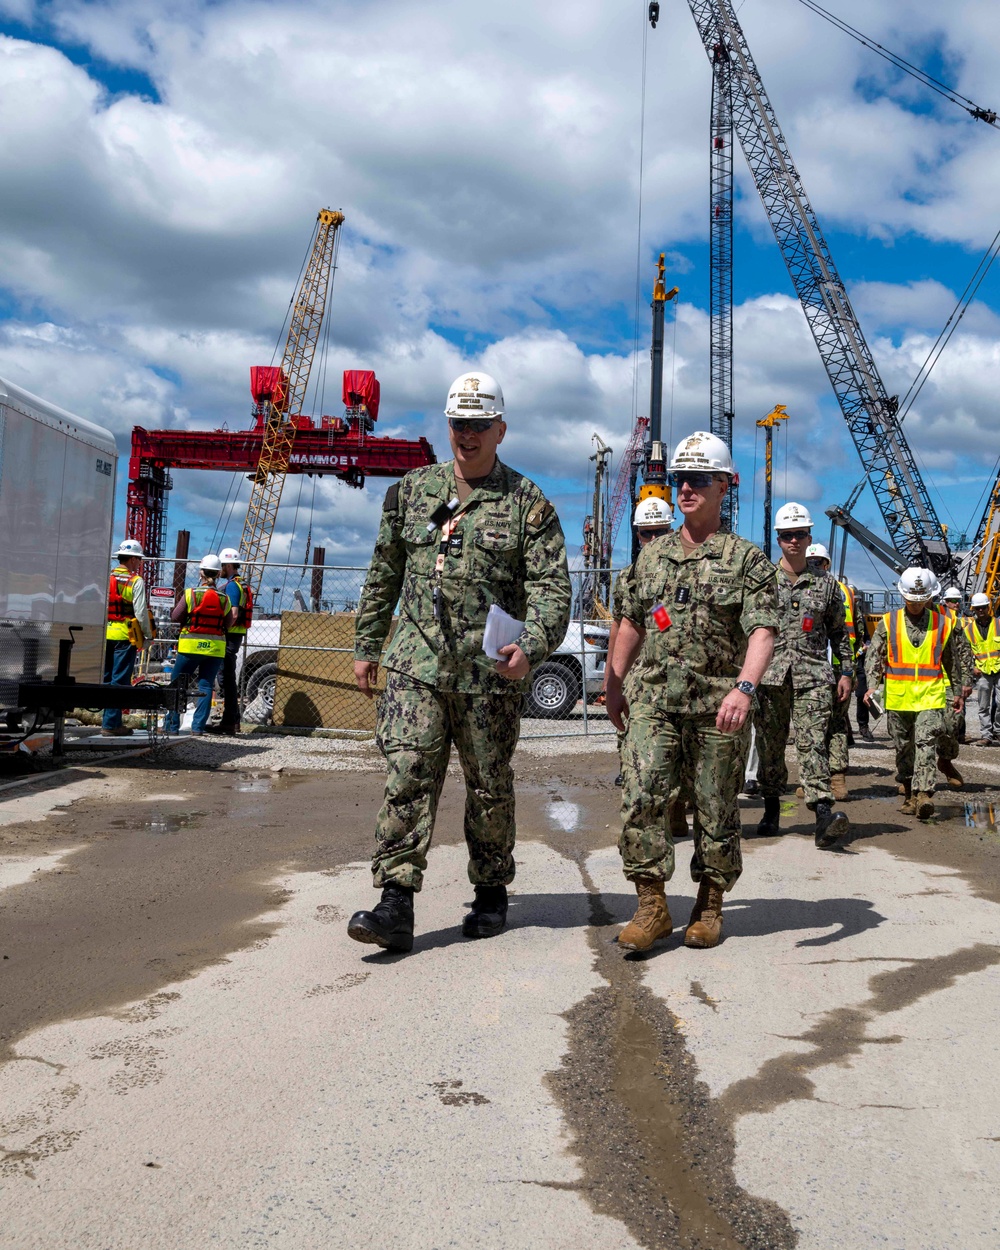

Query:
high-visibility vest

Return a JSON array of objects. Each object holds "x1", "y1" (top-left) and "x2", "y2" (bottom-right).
[
  {"x1": 964, "y1": 617, "x2": 1000, "y2": 675},
  {"x1": 178, "y1": 586, "x2": 228, "y2": 657},
  {"x1": 837, "y1": 579, "x2": 856, "y2": 664},
  {"x1": 106, "y1": 566, "x2": 139, "y2": 641},
  {"x1": 883, "y1": 608, "x2": 953, "y2": 712},
  {"x1": 226, "y1": 575, "x2": 254, "y2": 635}
]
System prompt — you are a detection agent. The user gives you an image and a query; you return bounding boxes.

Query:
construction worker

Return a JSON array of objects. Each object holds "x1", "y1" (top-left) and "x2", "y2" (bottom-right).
[
  {"x1": 606, "y1": 431, "x2": 778, "y2": 952},
  {"x1": 209, "y1": 547, "x2": 253, "y2": 735},
  {"x1": 102, "y1": 538, "x2": 153, "y2": 737},
  {"x1": 164, "y1": 555, "x2": 236, "y2": 735},
  {"x1": 865, "y1": 568, "x2": 973, "y2": 820},
  {"x1": 805, "y1": 541, "x2": 856, "y2": 798},
  {"x1": 605, "y1": 496, "x2": 688, "y2": 841},
  {"x1": 965, "y1": 592, "x2": 1000, "y2": 744},
  {"x1": 348, "y1": 371, "x2": 571, "y2": 952},
  {"x1": 755, "y1": 507, "x2": 852, "y2": 847},
  {"x1": 936, "y1": 584, "x2": 970, "y2": 785}
]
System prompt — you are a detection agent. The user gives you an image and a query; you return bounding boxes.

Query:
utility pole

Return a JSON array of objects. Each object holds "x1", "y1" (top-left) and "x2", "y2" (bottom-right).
[{"x1": 756, "y1": 404, "x2": 789, "y2": 560}]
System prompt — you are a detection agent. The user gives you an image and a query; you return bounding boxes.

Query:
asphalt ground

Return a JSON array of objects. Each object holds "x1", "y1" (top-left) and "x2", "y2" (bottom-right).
[{"x1": 1, "y1": 726, "x2": 999, "y2": 1248}]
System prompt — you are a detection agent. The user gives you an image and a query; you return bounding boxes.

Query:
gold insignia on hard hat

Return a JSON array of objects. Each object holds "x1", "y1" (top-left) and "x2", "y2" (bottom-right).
[{"x1": 466, "y1": 377, "x2": 480, "y2": 392}]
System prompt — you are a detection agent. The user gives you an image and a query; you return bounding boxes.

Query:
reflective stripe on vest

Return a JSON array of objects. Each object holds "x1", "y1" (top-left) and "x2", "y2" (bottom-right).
[
  {"x1": 964, "y1": 617, "x2": 1000, "y2": 675},
  {"x1": 228, "y1": 575, "x2": 254, "y2": 635},
  {"x1": 884, "y1": 609, "x2": 952, "y2": 712},
  {"x1": 106, "y1": 566, "x2": 138, "y2": 641},
  {"x1": 178, "y1": 586, "x2": 227, "y2": 657}
]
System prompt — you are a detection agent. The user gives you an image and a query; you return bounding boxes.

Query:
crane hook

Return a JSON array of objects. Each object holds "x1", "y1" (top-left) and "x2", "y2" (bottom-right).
[{"x1": 649, "y1": 3, "x2": 660, "y2": 29}]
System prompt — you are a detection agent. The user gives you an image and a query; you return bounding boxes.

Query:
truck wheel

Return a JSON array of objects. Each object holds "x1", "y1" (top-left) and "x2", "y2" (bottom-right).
[
  {"x1": 525, "y1": 662, "x2": 581, "y2": 719},
  {"x1": 245, "y1": 661, "x2": 278, "y2": 710}
]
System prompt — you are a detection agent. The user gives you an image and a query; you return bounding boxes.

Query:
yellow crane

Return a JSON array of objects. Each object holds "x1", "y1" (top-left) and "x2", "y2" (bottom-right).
[
  {"x1": 756, "y1": 404, "x2": 789, "y2": 561},
  {"x1": 239, "y1": 208, "x2": 345, "y2": 583}
]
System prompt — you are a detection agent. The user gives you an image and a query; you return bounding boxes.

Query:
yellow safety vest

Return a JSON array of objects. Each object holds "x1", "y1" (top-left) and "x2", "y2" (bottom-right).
[
  {"x1": 106, "y1": 566, "x2": 138, "y2": 642},
  {"x1": 964, "y1": 617, "x2": 1000, "y2": 675},
  {"x1": 837, "y1": 580, "x2": 856, "y2": 664},
  {"x1": 884, "y1": 609, "x2": 953, "y2": 712},
  {"x1": 178, "y1": 587, "x2": 228, "y2": 657}
]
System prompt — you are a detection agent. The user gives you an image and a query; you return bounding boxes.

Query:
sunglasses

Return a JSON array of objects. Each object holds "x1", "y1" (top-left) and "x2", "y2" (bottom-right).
[
  {"x1": 667, "y1": 471, "x2": 717, "y2": 488},
  {"x1": 637, "y1": 527, "x2": 667, "y2": 540},
  {"x1": 449, "y1": 417, "x2": 498, "y2": 434},
  {"x1": 778, "y1": 530, "x2": 811, "y2": 541}
]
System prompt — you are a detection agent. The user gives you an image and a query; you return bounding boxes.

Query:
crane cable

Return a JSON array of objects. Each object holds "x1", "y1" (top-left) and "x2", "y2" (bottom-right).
[{"x1": 792, "y1": 0, "x2": 997, "y2": 126}]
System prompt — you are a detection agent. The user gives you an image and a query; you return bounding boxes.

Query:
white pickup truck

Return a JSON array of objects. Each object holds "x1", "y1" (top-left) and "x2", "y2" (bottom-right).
[{"x1": 238, "y1": 616, "x2": 609, "y2": 721}]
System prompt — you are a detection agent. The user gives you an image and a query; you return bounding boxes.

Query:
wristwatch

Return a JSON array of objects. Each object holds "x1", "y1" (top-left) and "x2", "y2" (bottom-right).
[{"x1": 734, "y1": 680, "x2": 756, "y2": 697}]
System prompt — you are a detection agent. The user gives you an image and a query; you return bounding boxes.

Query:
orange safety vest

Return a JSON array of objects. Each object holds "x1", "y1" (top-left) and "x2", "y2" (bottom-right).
[
  {"x1": 964, "y1": 617, "x2": 1000, "y2": 676},
  {"x1": 106, "y1": 566, "x2": 139, "y2": 641},
  {"x1": 883, "y1": 608, "x2": 953, "y2": 712},
  {"x1": 178, "y1": 586, "x2": 228, "y2": 657}
]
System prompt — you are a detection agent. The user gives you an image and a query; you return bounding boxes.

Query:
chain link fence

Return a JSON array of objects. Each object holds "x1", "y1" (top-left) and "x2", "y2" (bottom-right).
[{"x1": 138, "y1": 559, "x2": 618, "y2": 739}]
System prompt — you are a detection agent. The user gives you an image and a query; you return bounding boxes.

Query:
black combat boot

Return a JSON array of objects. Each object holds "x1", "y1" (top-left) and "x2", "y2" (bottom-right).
[
  {"x1": 462, "y1": 884, "x2": 509, "y2": 939},
  {"x1": 756, "y1": 796, "x2": 781, "y2": 837},
  {"x1": 815, "y1": 800, "x2": 850, "y2": 850},
  {"x1": 347, "y1": 884, "x2": 415, "y2": 952}
]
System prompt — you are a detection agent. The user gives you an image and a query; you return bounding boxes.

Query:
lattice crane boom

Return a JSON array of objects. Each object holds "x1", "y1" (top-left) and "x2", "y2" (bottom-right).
[
  {"x1": 686, "y1": 0, "x2": 953, "y2": 576},
  {"x1": 604, "y1": 417, "x2": 650, "y2": 565},
  {"x1": 240, "y1": 208, "x2": 345, "y2": 583}
]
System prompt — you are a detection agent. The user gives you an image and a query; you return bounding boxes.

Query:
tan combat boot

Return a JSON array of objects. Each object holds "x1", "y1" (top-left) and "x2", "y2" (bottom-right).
[
  {"x1": 899, "y1": 783, "x2": 914, "y2": 815},
  {"x1": 937, "y1": 757, "x2": 963, "y2": 789},
  {"x1": 915, "y1": 792, "x2": 935, "y2": 819},
  {"x1": 831, "y1": 772, "x2": 849, "y2": 801},
  {"x1": 684, "y1": 879, "x2": 725, "y2": 949},
  {"x1": 795, "y1": 785, "x2": 805, "y2": 799},
  {"x1": 617, "y1": 878, "x2": 673, "y2": 952}
]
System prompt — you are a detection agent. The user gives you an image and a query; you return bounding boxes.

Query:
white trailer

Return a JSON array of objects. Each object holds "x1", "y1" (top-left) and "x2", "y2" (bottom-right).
[{"x1": 0, "y1": 375, "x2": 117, "y2": 721}]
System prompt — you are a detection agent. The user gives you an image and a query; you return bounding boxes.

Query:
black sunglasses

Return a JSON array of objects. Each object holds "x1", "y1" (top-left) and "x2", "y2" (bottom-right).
[
  {"x1": 667, "y1": 471, "x2": 716, "y2": 488},
  {"x1": 778, "y1": 530, "x2": 811, "y2": 541},
  {"x1": 637, "y1": 527, "x2": 668, "y2": 540},
  {"x1": 449, "y1": 417, "x2": 498, "y2": 434}
]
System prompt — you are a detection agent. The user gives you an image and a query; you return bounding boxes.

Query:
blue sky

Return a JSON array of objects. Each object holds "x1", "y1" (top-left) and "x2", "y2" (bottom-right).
[{"x1": 1, "y1": 0, "x2": 999, "y2": 597}]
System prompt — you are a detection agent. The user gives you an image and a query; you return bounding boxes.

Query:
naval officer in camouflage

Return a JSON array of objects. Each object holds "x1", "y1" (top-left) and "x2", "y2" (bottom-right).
[
  {"x1": 754, "y1": 503, "x2": 853, "y2": 848},
  {"x1": 606, "y1": 432, "x2": 778, "y2": 952},
  {"x1": 347, "y1": 370, "x2": 571, "y2": 952}
]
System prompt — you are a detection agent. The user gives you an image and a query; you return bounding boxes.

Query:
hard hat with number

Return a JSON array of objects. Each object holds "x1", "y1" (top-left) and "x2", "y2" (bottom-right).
[
  {"x1": 806, "y1": 542, "x2": 831, "y2": 562},
  {"x1": 116, "y1": 538, "x2": 144, "y2": 559},
  {"x1": 897, "y1": 567, "x2": 940, "y2": 603},
  {"x1": 633, "y1": 497, "x2": 674, "y2": 529},
  {"x1": 971, "y1": 592, "x2": 991, "y2": 608},
  {"x1": 669, "y1": 431, "x2": 734, "y2": 475},
  {"x1": 219, "y1": 547, "x2": 243, "y2": 565},
  {"x1": 774, "y1": 502, "x2": 813, "y2": 531},
  {"x1": 444, "y1": 371, "x2": 504, "y2": 419},
  {"x1": 199, "y1": 554, "x2": 222, "y2": 575}
]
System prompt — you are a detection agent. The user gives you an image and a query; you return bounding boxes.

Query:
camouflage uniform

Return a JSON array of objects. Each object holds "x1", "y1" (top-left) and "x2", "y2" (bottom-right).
[
  {"x1": 618, "y1": 531, "x2": 778, "y2": 891},
  {"x1": 937, "y1": 606, "x2": 969, "y2": 759},
  {"x1": 354, "y1": 458, "x2": 571, "y2": 890},
  {"x1": 867, "y1": 610, "x2": 974, "y2": 794},
  {"x1": 826, "y1": 582, "x2": 857, "y2": 774},
  {"x1": 755, "y1": 568, "x2": 852, "y2": 808}
]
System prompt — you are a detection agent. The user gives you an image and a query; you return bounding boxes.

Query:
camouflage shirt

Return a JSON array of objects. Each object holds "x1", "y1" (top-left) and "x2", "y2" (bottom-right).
[
  {"x1": 761, "y1": 567, "x2": 852, "y2": 689},
  {"x1": 353, "y1": 458, "x2": 572, "y2": 693},
  {"x1": 620, "y1": 530, "x2": 779, "y2": 714}
]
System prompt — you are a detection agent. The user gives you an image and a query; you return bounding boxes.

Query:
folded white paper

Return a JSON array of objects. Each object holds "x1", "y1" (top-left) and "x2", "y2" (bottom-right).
[{"x1": 483, "y1": 603, "x2": 526, "y2": 660}]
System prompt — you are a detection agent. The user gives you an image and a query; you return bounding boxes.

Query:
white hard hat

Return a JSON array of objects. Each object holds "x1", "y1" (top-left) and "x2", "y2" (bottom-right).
[
  {"x1": 218, "y1": 547, "x2": 242, "y2": 565},
  {"x1": 199, "y1": 554, "x2": 222, "y2": 575},
  {"x1": 669, "y1": 431, "x2": 734, "y2": 475},
  {"x1": 806, "y1": 542, "x2": 831, "y2": 562},
  {"x1": 444, "y1": 371, "x2": 504, "y2": 420},
  {"x1": 633, "y1": 496, "x2": 674, "y2": 529},
  {"x1": 116, "y1": 538, "x2": 144, "y2": 559},
  {"x1": 897, "y1": 567, "x2": 941, "y2": 603},
  {"x1": 942, "y1": 586, "x2": 963, "y2": 601},
  {"x1": 971, "y1": 592, "x2": 991, "y2": 609},
  {"x1": 774, "y1": 502, "x2": 814, "y2": 531}
]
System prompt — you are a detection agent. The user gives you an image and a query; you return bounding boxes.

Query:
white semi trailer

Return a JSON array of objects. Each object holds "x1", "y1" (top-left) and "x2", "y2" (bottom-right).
[{"x1": 0, "y1": 375, "x2": 117, "y2": 725}]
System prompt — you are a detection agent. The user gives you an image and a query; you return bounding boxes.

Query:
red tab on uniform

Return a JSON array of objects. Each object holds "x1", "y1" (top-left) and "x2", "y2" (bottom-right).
[{"x1": 652, "y1": 604, "x2": 671, "y2": 631}]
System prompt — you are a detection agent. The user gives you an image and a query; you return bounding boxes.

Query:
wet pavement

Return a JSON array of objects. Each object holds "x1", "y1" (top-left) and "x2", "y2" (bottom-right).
[{"x1": 1, "y1": 735, "x2": 1000, "y2": 1247}]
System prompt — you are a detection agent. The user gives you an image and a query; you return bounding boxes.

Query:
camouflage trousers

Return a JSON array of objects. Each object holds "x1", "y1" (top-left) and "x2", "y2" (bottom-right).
[
  {"x1": 827, "y1": 700, "x2": 849, "y2": 774},
  {"x1": 372, "y1": 670, "x2": 523, "y2": 891},
  {"x1": 755, "y1": 679, "x2": 833, "y2": 808},
  {"x1": 888, "y1": 706, "x2": 947, "y2": 794},
  {"x1": 620, "y1": 705, "x2": 746, "y2": 892},
  {"x1": 618, "y1": 669, "x2": 695, "y2": 839},
  {"x1": 939, "y1": 687, "x2": 963, "y2": 761}
]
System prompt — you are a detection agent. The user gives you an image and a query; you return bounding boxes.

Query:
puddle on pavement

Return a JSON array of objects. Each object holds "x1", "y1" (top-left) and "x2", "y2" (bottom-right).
[
  {"x1": 930, "y1": 801, "x2": 998, "y2": 831},
  {"x1": 109, "y1": 813, "x2": 204, "y2": 835},
  {"x1": 225, "y1": 772, "x2": 292, "y2": 794},
  {"x1": 546, "y1": 799, "x2": 582, "y2": 832}
]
